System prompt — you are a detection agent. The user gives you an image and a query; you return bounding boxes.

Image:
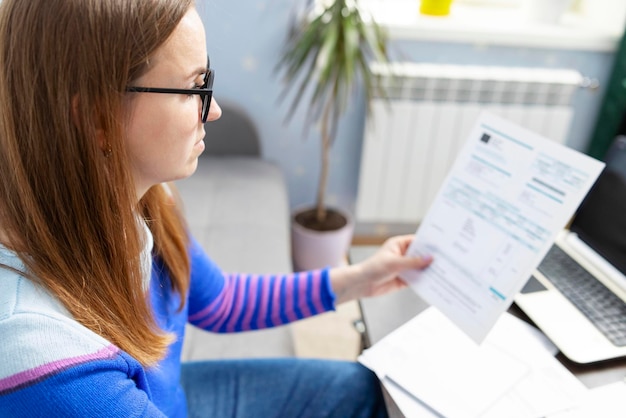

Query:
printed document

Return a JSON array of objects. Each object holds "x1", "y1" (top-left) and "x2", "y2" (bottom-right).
[
  {"x1": 358, "y1": 308, "x2": 589, "y2": 418},
  {"x1": 400, "y1": 112, "x2": 605, "y2": 343}
]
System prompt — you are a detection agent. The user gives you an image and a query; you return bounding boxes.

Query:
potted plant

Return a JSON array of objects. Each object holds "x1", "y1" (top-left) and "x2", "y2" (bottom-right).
[{"x1": 276, "y1": 0, "x2": 391, "y2": 270}]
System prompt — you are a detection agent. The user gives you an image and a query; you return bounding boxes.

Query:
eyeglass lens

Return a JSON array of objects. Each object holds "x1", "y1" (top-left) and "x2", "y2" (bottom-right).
[
  {"x1": 201, "y1": 71, "x2": 214, "y2": 123},
  {"x1": 201, "y1": 56, "x2": 214, "y2": 123}
]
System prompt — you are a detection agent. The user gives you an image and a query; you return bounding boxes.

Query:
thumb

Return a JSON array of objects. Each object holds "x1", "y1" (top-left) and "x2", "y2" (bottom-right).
[{"x1": 396, "y1": 254, "x2": 433, "y2": 271}]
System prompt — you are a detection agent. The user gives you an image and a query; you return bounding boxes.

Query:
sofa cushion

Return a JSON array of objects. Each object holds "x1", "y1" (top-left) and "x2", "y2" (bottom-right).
[{"x1": 176, "y1": 156, "x2": 295, "y2": 360}]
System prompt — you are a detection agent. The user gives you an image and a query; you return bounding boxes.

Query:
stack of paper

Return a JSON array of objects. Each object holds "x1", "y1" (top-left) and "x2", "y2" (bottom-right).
[{"x1": 359, "y1": 307, "x2": 589, "y2": 418}]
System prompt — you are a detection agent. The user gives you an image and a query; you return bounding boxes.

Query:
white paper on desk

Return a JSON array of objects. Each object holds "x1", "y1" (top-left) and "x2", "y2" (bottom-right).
[
  {"x1": 400, "y1": 112, "x2": 605, "y2": 343},
  {"x1": 359, "y1": 308, "x2": 530, "y2": 418},
  {"x1": 480, "y1": 314, "x2": 587, "y2": 418},
  {"x1": 547, "y1": 381, "x2": 626, "y2": 418},
  {"x1": 381, "y1": 377, "x2": 442, "y2": 418},
  {"x1": 359, "y1": 307, "x2": 588, "y2": 418}
]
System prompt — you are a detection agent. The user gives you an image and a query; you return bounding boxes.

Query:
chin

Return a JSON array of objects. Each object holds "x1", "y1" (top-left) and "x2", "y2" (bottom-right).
[{"x1": 181, "y1": 159, "x2": 200, "y2": 180}]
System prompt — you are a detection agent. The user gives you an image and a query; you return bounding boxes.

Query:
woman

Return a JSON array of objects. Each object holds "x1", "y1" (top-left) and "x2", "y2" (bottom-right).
[{"x1": 0, "y1": 0, "x2": 432, "y2": 416}]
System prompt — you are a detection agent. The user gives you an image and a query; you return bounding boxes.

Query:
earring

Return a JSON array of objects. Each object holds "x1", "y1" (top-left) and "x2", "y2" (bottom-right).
[{"x1": 103, "y1": 144, "x2": 112, "y2": 158}]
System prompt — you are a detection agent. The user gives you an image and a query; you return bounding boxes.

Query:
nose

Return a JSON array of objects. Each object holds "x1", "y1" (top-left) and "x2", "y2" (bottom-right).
[{"x1": 206, "y1": 97, "x2": 221, "y2": 122}]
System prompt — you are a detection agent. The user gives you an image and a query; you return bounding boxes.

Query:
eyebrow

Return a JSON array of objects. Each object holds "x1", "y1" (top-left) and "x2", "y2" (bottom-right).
[
  {"x1": 187, "y1": 56, "x2": 210, "y2": 79},
  {"x1": 195, "y1": 57, "x2": 210, "y2": 74}
]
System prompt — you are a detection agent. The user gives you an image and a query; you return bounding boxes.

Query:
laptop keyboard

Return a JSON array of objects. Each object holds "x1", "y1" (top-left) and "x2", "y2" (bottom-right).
[{"x1": 537, "y1": 245, "x2": 626, "y2": 347}]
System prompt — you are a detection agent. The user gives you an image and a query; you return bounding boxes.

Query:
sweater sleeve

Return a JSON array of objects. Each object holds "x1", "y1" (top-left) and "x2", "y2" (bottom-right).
[{"x1": 186, "y1": 238, "x2": 336, "y2": 332}]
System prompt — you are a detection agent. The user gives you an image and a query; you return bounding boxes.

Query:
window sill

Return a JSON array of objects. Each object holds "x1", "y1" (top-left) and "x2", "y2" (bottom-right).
[{"x1": 363, "y1": 2, "x2": 623, "y2": 52}]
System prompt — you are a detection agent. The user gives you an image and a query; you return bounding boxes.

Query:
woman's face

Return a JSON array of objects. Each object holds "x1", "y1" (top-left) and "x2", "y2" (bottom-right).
[{"x1": 124, "y1": 7, "x2": 221, "y2": 198}]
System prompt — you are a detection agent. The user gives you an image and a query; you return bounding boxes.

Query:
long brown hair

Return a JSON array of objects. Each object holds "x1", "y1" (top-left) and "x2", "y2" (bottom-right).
[{"x1": 0, "y1": 0, "x2": 193, "y2": 366}]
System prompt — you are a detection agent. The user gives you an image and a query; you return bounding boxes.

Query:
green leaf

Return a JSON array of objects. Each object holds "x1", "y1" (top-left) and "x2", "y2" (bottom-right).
[{"x1": 341, "y1": 11, "x2": 359, "y2": 90}]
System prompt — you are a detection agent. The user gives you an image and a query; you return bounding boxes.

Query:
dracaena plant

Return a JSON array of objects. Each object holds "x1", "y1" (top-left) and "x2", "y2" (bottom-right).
[{"x1": 277, "y1": 0, "x2": 390, "y2": 230}]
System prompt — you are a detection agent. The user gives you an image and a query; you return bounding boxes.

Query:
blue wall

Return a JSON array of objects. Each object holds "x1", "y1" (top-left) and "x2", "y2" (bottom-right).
[{"x1": 198, "y1": 1, "x2": 617, "y2": 221}]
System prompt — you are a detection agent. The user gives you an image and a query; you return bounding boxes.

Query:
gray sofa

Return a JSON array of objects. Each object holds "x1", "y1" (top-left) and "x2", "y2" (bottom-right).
[{"x1": 177, "y1": 102, "x2": 296, "y2": 360}]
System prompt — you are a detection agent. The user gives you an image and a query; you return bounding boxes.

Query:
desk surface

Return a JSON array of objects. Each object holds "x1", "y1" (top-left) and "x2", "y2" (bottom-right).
[{"x1": 350, "y1": 245, "x2": 626, "y2": 390}]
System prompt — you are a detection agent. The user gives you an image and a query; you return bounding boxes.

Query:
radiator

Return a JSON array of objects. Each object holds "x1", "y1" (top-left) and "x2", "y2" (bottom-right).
[{"x1": 355, "y1": 63, "x2": 586, "y2": 224}]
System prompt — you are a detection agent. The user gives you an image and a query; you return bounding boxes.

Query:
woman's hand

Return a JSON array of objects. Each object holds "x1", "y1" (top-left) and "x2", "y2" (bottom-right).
[{"x1": 329, "y1": 235, "x2": 433, "y2": 305}]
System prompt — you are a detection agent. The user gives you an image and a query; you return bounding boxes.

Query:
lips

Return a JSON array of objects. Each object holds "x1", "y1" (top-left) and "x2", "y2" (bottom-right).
[{"x1": 194, "y1": 138, "x2": 205, "y2": 153}]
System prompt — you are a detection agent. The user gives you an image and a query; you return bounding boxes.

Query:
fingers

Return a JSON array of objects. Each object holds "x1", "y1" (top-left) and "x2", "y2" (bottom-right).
[
  {"x1": 381, "y1": 235, "x2": 432, "y2": 268},
  {"x1": 384, "y1": 234, "x2": 414, "y2": 246},
  {"x1": 397, "y1": 254, "x2": 433, "y2": 271},
  {"x1": 380, "y1": 234, "x2": 414, "y2": 255},
  {"x1": 367, "y1": 235, "x2": 433, "y2": 283}
]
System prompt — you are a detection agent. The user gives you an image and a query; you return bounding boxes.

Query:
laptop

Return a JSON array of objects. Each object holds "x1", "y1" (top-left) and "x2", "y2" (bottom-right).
[{"x1": 514, "y1": 137, "x2": 626, "y2": 364}]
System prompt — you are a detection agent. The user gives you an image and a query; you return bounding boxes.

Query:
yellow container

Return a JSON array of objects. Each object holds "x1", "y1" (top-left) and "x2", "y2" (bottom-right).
[{"x1": 420, "y1": 0, "x2": 453, "y2": 16}]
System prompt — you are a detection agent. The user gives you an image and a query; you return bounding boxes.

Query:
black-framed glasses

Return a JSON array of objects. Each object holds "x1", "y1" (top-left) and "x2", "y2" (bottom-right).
[{"x1": 126, "y1": 56, "x2": 214, "y2": 123}]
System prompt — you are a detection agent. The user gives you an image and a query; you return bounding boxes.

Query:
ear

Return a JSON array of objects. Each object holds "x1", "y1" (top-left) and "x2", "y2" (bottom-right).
[{"x1": 72, "y1": 94, "x2": 108, "y2": 153}]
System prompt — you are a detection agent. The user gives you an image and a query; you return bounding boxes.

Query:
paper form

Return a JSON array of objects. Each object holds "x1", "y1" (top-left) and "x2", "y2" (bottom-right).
[
  {"x1": 359, "y1": 308, "x2": 530, "y2": 418},
  {"x1": 400, "y1": 112, "x2": 605, "y2": 343},
  {"x1": 359, "y1": 308, "x2": 589, "y2": 418}
]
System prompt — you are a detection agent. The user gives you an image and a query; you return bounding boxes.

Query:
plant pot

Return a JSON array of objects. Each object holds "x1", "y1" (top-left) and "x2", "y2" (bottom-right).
[
  {"x1": 291, "y1": 207, "x2": 355, "y2": 272},
  {"x1": 524, "y1": 0, "x2": 573, "y2": 24}
]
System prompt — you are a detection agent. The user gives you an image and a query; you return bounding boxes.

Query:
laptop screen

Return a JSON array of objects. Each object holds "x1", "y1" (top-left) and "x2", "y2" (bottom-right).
[{"x1": 570, "y1": 140, "x2": 626, "y2": 276}]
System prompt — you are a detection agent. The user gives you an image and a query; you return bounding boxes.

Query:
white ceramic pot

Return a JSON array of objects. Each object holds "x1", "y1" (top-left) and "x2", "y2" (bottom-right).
[
  {"x1": 291, "y1": 207, "x2": 355, "y2": 272},
  {"x1": 525, "y1": 0, "x2": 573, "y2": 24}
]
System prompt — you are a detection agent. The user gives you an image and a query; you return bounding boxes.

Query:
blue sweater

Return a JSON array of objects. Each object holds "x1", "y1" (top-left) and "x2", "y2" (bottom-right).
[{"x1": 0, "y1": 238, "x2": 335, "y2": 417}]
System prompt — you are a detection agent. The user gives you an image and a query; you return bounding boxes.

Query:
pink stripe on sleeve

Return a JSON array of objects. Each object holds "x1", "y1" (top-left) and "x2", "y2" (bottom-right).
[
  {"x1": 256, "y1": 276, "x2": 271, "y2": 329},
  {"x1": 188, "y1": 296, "x2": 221, "y2": 322},
  {"x1": 239, "y1": 275, "x2": 259, "y2": 330},
  {"x1": 297, "y1": 271, "x2": 312, "y2": 317},
  {"x1": 311, "y1": 270, "x2": 324, "y2": 314},
  {"x1": 188, "y1": 271, "x2": 233, "y2": 322},
  {"x1": 225, "y1": 273, "x2": 248, "y2": 332},
  {"x1": 196, "y1": 281, "x2": 236, "y2": 330},
  {"x1": 270, "y1": 275, "x2": 283, "y2": 326},
  {"x1": 284, "y1": 273, "x2": 298, "y2": 323}
]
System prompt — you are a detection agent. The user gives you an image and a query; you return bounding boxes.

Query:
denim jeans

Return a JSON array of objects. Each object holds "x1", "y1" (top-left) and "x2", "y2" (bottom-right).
[{"x1": 180, "y1": 358, "x2": 389, "y2": 418}]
